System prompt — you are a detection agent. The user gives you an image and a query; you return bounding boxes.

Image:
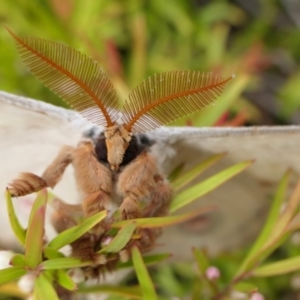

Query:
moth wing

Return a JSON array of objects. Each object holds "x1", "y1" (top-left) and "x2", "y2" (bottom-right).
[
  {"x1": 0, "y1": 91, "x2": 94, "y2": 249},
  {"x1": 150, "y1": 126, "x2": 300, "y2": 258}
]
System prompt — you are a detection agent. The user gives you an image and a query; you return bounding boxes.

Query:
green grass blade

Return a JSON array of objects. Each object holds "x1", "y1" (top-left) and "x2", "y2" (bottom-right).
[
  {"x1": 78, "y1": 284, "x2": 142, "y2": 299},
  {"x1": 5, "y1": 189, "x2": 26, "y2": 245},
  {"x1": 172, "y1": 153, "x2": 226, "y2": 191},
  {"x1": 235, "y1": 170, "x2": 290, "y2": 277},
  {"x1": 40, "y1": 258, "x2": 92, "y2": 270},
  {"x1": 132, "y1": 246, "x2": 158, "y2": 300},
  {"x1": 48, "y1": 210, "x2": 107, "y2": 250},
  {"x1": 28, "y1": 189, "x2": 47, "y2": 225},
  {"x1": 34, "y1": 273, "x2": 59, "y2": 300},
  {"x1": 99, "y1": 223, "x2": 136, "y2": 253},
  {"x1": 0, "y1": 267, "x2": 26, "y2": 285},
  {"x1": 253, "y1": 256, "x2": 300, "y2": 277},
  {"x1": 56, "y1": 269, "x2": 77, "y2": 291},
  {"x1": 119, "y1": 253, "x2": 171, "y2": 269},
  {"x1": 112, "y1": 206, "x2": 216, "y2": 229},
  {"x1": 10, "y1": 254, "x2": 26, "y2": 267},
  {"x1": 25, "y1": 191, "x2": 47, "y2": 268},
  {"x1": 170, "y1": 160, "x2": 253, "y2": 212}
]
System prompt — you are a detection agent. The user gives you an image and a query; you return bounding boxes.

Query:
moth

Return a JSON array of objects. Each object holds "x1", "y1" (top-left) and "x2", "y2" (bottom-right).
[
  {"x1": 2, "y1": 30, "x2": 300, "y2": 263},
  {"x1": 4, "y1": 29, "x2": 234, "y2": 263}
]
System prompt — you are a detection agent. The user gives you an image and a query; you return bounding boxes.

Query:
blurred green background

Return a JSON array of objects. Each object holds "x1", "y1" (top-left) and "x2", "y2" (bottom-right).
[
  {"x1": 2, "y1": 0, "x2": 300, "y2": 299},
  {"x1": 2, "y1": 0, "x2": 300, "y2": 128}
]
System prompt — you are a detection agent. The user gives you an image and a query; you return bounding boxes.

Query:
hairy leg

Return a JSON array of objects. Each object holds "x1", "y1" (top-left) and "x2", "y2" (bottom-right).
[{"x1": 8, "y1": 145, "x2": 73, "y2": 197}]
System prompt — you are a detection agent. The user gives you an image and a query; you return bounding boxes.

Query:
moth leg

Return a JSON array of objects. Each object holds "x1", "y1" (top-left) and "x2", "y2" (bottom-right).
[
  {"x1": 82, "y1": 190, "x2": 111, "y2": 235},
  {"x1": 8, "y1": 172, "x2": 48, "y2": 197},
  {"x1": 142, "y1": 174, "x2": 173, "y2": 218},
  {"x1": 42, "y1": 145, "x2": 74, "y2": 188},
  {"x1": 118, "y1": 152, "x2": 157, "y2": 220},
  {"x1": 72, "y1": 141, "x2": 113, "y2": 235},
  {"x1": 50, "y1": 196, "x2": 83, "y2": 234},
  {"x1": 8, "y1": 145, "x2": 73, "y2": 197}
]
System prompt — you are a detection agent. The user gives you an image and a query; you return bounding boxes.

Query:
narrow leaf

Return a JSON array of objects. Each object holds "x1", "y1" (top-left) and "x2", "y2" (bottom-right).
[
  {"x1": 193, "y1": 248, "x2": 210, "y2": 274},
  {"x1": 78, "y1": 284, "x2": 142, "y2": 299},
  {"x1": 193, "y1": 248, "x2": 218, "y2": 294},
  {"x1": 112, "y1": 206, "x2": 216, "y2": 229},
  {"x1": 56, "y1": 269, "x2": 77, "y2": 291},
  {"x1": 123, "y1": 72, "x2": 234, "y2": 133},
  {"x1": 264, "y1": 178, "x2": 300, "y2": 249},
  {"x1": 40, "y1": 258, "x2": 92, "y2": 270},
  {"x1": 48, "y1": 210, "x2": 107, "y2": 250},
  {"x1": 235, "y1": 170, "x2": 291, "y2": 277},
  {"x1": 0, "y1": 282, "x2": 27, "y2": 298},
  {"x1": 168, "y1": 163, "x2": 185, "y2": 182},
  {"x1": 5, "y1": 189, "x2": 26, "y2": 245},
  {"x1": 99, "y1": 223, "x2": 136, "y2": 253},
  {"x1": 172, "y1": 153, "x2": 226, "y2": 191},
  {"x1": 170, "y1": 160, "x2": 253, "y2": 212},
  {"x1": 119, "y1": 253, "x2": 171, "y2": 269},
  {"x1": 253, "y1": 256, "x2": 300, "y2": 277},
  {"x1": 0, "y1": 267, "x2": 26, "y2": 285},
  {"x1": 10, "y1": 254, "x2": 26, "y2": 267},
  {"x1": 43, "y1": 247, "x2": 65, "y2": 259},
  {"x1": 25, "y1": 191, "x2": 47, "y2": 268},
  {"x1": 132, "y1": 246, "x2": 158, "y2": 300},
  {"x1": 234, "y1": 282, "x2": 258, "y2": 293},
  {"x1": 34, "y1": 273, "x2": 59, "y2": 300},
  {"x1": 28, "y1": 189, "x2": 47, "y2": 225}
]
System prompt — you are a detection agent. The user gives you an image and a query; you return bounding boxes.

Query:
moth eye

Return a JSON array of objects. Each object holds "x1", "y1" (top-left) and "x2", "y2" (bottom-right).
[
  {"x1": 95, "y1": 137, "x2": 108, "y2": 163},
  {"x1": 139, "y1": 134, "x2": 154, "y2": 147}
]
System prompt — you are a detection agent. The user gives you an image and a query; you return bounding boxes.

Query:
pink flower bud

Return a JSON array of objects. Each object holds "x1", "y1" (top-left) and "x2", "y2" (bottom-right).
[
  {"x1": 205, "y1": 266, "x2": 220, "y2": 280},
  {"x1": 250, "y1": 292, "x2": 265, "y2": 300}
]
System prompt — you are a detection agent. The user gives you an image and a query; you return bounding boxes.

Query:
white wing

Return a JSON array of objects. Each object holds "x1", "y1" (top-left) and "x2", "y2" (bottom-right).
[
  {"x1": 1, "y1": 90, "x2": 300, "y2": 258},
  {"x1": 0, "y1": 91, "x2": 90, "y2": 249},
  {"x1": 150, "y1": 126, "x2": 300, "y2": 257}
]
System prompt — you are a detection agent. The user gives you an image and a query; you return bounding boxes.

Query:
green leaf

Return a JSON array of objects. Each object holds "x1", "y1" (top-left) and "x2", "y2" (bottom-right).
[
  {"x1": 28, "y1": 189, "x2": 47, "y2": 225},
  {"x1": 34, "y1": 273, "x2": 59, "y2": 300},
  {"x1": 10, "y1": 254, "x2": 26, "y2": 267},
  {"x1": 5, "y1": 189, "x2": 26, "y2": 245},
  {"x1": 265, "y1": 178, "x2": 300, "y2": 247},
  {"x1": 44, "y1": 247, "x2": 65, "y2": 259},
  {"x1": 40, "y1": 258, "x2": 92, "y2": 270},
  {"x1": 99, "y1": 223, "x2": 136, "y2": 253},
  {"x1": 119, "y1": 253, "x2": 171, "y2": 269},
  {"x1": 112, "y1": 206, "x2": 216, "y2": 229},
  {"x1": 172, "y1": 153, "x2": 226, "y2": 191},
  {"x1": 193, "y1": 248, "x2": 210, "y2": 275},
  {"x1": 253, "y1": 256, "x2": 300, "y2": 277},
  {"x1": 235, "y1": 171, "x2": 291, "y2": 277},
  {"x1": 48, "y1": 210, "x2": 107, "y2": 250},
  {"x1": 168, "y1": 163, "x2": 185, "y2": 182},
  {"x1": 193, "y1": 248, "x2": 218, "y2": 294},
  {"x1": 170, "y1": 160, "x2": 253, "y2": 212},
  {"x1": 56, "y1": 269, "x2": 77, "y2": 291},
  {"x1": 234, "y1": 282, "x2": 258, "y2": 293},
  {"x1": 0, "y1": 267, "x2": 26, "y2": 285},
  {"x1": 25, "y1": 191, "x2": 47, "y2": 268},
  {"x1": 132, "y1": 246, "x2": 158, "y2": 300},
  {"x1": 78, "y1": 284, "x2": 142, "y2": 299}
]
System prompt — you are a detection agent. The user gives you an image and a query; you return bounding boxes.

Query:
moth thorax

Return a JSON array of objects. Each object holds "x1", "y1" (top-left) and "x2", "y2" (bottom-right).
[{"x1": 104, "y1": 124, "x2": 132, "y2": 171}]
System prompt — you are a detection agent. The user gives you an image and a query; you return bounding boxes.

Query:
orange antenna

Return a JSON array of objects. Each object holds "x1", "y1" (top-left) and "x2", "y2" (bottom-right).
[
  {"x1": 122, "y1": 71, "x2": 233, "y2": 133},
  {"x1": 6, "y1": 27, "x2": 119, "y2": 128}
]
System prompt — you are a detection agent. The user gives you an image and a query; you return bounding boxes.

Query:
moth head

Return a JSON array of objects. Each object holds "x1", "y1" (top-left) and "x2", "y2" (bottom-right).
[{"x1": 104, "y1": 124, "x2": 132, "y2": 171}]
